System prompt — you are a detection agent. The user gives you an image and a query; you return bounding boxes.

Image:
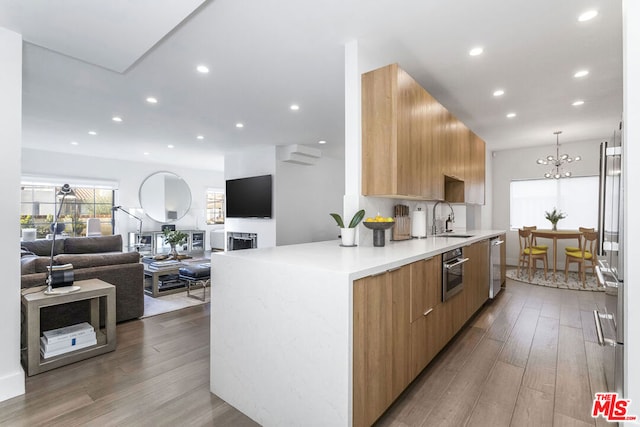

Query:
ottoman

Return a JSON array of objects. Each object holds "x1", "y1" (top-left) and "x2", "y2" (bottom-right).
[{"x1": 178, "y1": 264, "x2": 211, "y2": 301}]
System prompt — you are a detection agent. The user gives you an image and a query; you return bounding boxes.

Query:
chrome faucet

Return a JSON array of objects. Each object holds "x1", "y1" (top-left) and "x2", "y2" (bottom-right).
[{"x1": 432, "y1": 201, "x2": 455, "y2": 235}]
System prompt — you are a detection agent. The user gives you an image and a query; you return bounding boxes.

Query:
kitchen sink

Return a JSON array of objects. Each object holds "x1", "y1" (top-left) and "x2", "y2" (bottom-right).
[{"x1": 434, "y1": 233, "x2": 474, "y2": 238}]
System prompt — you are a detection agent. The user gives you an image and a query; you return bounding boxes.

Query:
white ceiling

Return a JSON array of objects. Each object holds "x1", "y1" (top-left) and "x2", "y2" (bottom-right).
[{"x1": 0, "y1": 0, "x2": 623, "y2": 171}]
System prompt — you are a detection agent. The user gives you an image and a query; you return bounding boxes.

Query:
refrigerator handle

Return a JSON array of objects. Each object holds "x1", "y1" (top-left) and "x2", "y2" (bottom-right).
[
  {"x1": 597, "y1": 141, "x2": 607, "y2": 256},
  {"x1": 593, "y1": 310, "x2": 616, "y2": 347}
]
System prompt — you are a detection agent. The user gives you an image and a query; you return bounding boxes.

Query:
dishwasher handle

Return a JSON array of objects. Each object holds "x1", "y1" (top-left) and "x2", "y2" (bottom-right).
[{"x1": 491, "y1": 239, "x2": 504, "y2": 246}]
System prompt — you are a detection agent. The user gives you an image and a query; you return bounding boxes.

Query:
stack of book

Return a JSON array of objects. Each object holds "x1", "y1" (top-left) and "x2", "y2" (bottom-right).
[
  {"x1": 146, "y1": 259, "x2": 182, "y2": 271},
  {"x1": 40, "y1": 322, "x2": 97, "y2": 359},
  {"x1": 158, "y1": 273, "x2": 184, "y2": 290}
]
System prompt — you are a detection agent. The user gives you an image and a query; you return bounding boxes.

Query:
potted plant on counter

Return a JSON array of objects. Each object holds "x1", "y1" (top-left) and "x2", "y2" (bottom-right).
[
  {"x1": 330, "y1": 209, "x2": 365, "y2": 246},
  {"x1": 544, "y1": 207, "x2": 567, "y2": 231}
]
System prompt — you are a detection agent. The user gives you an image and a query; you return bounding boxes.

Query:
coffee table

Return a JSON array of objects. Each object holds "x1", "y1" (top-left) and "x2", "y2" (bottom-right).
[{"x1": 143, "y1": 264, "x2": 185, "y2": 297}]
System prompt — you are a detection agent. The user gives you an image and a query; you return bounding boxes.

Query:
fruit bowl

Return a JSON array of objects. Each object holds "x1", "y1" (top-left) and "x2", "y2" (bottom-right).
[
  {"x1": 363, "y1": 220, "x2": 395, "y2": 247},
  {"x1": 363, "y1": 221, "x2": 395, "y2": 230}
]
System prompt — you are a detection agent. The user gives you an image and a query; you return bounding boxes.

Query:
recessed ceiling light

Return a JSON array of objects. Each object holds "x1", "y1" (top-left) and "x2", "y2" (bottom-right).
[
  {"x1": 196, "y1": 135, "x2": 204, "y2": 140},
  {"x1": 70, "y1": 141, "x2": 78, "y2": 146},
  {"x1": 88, "y1": 131, "x2": 97, "y2": 135},
  {"x1": 290, "y1": 104, "x2": 300, "y2": 111},
  {"x1": 506, "y1": 112, "x2": 517, "y2": 118},
  {"x1": 112, "y1": 116, "x2": 123, "y2": 122},
  {"x1": 146, "y1": 97, "x2": 158, "y2": 104},
  {"x1": 196, "y1": 65, "x2": 209, "y2": 74},
  {"x1": 572, "y1": 100, "x2": 585, "y2": 106},
  {"x1": 493, "y1": 89, "x2": 505, "y2": 97},
  {"x1": 578, "y1": 10, "x2": 598, "y2": 22},
  {"x1": 168, "y1": 144, "x2": 174, "y2": 149},
  {"x1": 469, "y1": 47, "x2": 484, "y2": 56},
  {"x1": 574, "y1": 70, "x2": 589, "y2": 78},
  {"x1": 236, "y1": 123, "x2": 244, "y2": 128},
  {"x1": 318, "y1": 140, "x2": 327, "y2": 144},
  {"x1": 143, "y1": 152, "x2": 150, "y2": 156}
]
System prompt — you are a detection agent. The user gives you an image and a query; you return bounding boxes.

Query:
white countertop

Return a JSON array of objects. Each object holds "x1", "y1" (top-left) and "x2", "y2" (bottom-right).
[{"x1": 213, "y1": 229, "x2": 506, "y2": 281}]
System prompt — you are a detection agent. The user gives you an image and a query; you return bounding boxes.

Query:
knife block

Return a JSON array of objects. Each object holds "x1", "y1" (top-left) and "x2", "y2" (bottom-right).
[{"x1": 392, "y1": 216, "x2": 411, "y2": 241}]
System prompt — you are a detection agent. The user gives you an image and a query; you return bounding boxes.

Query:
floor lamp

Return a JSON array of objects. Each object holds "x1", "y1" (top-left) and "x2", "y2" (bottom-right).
[
  {"x1": 112, "y1": 206, "x2": 144, "y2": 252},
  {"x1": 45, "y1": 184, "x2": 81, "y2": 295}
]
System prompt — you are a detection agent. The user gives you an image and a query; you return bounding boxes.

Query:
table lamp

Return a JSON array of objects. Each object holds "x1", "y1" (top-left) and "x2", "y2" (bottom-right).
[{"x1": 45, "y1": 184, "x2": 81, "y2": 295}]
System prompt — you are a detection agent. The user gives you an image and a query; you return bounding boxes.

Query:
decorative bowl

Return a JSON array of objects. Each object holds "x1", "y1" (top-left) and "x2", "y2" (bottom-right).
[
  {"x1": 363, "y1": 221, "x2": 395, "y2": 247},
  {"x1": 362, "y1": 221, "x2": 395, "y2": 230}
]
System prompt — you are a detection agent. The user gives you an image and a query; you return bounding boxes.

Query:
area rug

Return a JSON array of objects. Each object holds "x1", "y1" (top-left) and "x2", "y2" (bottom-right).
[
  {"x1": 142, "y1": 290, "x2": 210, "y2": 318},
  {"x1": 506, "y1": 268, "x2": 603, "y2": 292}
]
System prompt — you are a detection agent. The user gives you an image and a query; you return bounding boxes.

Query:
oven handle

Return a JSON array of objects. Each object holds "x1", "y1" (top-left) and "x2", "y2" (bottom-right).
[
  {"x1": 444, "y1": 257, "x2": 469, "y2": 269},
  {"x1": 593, "y1": 310, "x2": 617, "y2": 347}
]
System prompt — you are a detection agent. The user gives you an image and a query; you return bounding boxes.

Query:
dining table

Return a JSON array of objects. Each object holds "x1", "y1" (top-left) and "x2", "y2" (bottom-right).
[{"x1": 531, "y1": 229, "x2": 583, "y2": 281}]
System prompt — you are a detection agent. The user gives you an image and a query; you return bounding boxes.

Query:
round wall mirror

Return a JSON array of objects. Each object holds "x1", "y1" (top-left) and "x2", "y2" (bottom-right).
[{"x1": 139, "y1": 171, "x2": 192, "y2": 223}]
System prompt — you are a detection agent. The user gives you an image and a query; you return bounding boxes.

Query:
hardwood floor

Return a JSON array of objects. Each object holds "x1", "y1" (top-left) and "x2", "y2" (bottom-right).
[
  {"x1": 377, "y1": 278, "x2": 608, "y2": 427},
  {"x1": 0, "y1": 304, "x2": 258, "y2": 427},
  {"x1": 0, "y1": 278, "x2": 607, "y2": 426}
]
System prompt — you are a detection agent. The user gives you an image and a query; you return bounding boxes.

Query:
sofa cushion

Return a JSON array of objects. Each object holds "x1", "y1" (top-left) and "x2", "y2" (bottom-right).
[
  {"x1": 21, "y1": 256, "x2": 52, "y2": 274},
  {"x1": 21, "y1": 239, "x2": 64, "y2": 256},
  {"x1": 64, "y1": 235, "x2": 122, "y2": 254},
  {"x1": 54, "y1": 251, "x2": 140, "y2": 269}
]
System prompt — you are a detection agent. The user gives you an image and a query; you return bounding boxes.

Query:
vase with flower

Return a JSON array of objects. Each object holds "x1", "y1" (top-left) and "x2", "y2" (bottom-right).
[{"x1": 544, "y1": 208, "x2": 566, "y2": 231}]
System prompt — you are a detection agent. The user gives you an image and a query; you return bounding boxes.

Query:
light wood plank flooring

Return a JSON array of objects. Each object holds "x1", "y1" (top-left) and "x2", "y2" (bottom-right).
[
  {"x1": 0, "y1": 278, "x2": 607, "y2": 426},
  {"x1": 377, "y1": 278, "x2": 608, "y2": 427}
]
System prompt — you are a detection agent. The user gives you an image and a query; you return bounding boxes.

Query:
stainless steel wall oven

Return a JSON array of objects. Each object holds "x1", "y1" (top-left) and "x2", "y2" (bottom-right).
[{"x1": 442, "y1": 248, "x2": 468, "y2": 302}]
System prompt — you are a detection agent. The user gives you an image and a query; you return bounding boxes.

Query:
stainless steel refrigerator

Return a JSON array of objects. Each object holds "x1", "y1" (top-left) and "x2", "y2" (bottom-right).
[{"x1": 594, "y1": 121, "x2": 625, "y2": 397}]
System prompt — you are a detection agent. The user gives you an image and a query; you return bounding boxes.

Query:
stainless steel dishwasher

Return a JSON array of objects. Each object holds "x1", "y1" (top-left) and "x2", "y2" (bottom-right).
[{"x1": 489, "y1": 237, "x2": 504, "y2": 298}]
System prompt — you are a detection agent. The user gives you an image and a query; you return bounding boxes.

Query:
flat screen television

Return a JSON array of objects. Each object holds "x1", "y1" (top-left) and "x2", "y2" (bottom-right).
[{"x1": 225, "y1": 174, "x2": 273, "y2": 218}]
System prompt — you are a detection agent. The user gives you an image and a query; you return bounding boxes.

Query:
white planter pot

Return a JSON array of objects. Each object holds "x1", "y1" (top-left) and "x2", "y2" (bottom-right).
[{"x1": 340, "y1": 228, "x2": 356, "y2": 246}]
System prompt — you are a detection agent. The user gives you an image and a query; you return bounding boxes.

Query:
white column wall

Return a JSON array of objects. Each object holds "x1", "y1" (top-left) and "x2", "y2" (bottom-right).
[
  {"x1": 224, "y1": 147, "x2": 277, "y2": 248},
  {"x1": 623, "y1": 0, "x2": 639, "y2": 421},
  {"x1": 0, "y1": 26, "x2": 26, "y2": 402}
]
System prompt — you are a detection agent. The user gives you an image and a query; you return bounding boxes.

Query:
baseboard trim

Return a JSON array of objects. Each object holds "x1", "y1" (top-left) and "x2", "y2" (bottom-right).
[{"x1": 0, "y1": 368, "x2": 25, "y2": 402}]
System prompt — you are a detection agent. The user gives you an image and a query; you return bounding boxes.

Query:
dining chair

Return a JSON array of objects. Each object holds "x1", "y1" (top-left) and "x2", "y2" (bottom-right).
[
  {"x1": 517, "y1": 228, "x2": 548, "y2": 281},
  {"x1": 523, "y1": 225, "x2": 547, "y2": 250},
  {"x1": 564, "y1": 230, "x2": 598, "y2": 287},
  {"x1": 565, "y1": 227, "x2": 595, "y2": 252}
]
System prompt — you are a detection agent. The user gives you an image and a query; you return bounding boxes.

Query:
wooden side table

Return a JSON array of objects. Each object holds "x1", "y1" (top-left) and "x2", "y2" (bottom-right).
[{"x1": 21, "y1": 278, "x2": 117, "y2": 376}]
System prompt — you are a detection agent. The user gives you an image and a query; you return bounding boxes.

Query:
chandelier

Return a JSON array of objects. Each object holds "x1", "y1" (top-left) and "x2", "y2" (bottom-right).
[{"x1": 536, "y1": 131, "x2": 581, "y2": 179}]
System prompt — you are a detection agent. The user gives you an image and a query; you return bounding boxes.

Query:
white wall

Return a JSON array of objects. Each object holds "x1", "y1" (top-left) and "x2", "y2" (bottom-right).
[
  {"x1": 21, "y1": 148, "x2": 224, "y2": 248},
  {"x1": 275, "y1": 149, "x2": 344, "y2": 245},
  {"x1": 224, "y1": 147, "x2": 277, "y2": 248},
  {"x1": 492, "y1": 139, "x2": 602, "y2": 266},
  {"x1": 623, "y1": 0, "x2": 639, "y2": 420},
  {"x1": 0, "y1": 26, "x2": 25, "y2": 402}
]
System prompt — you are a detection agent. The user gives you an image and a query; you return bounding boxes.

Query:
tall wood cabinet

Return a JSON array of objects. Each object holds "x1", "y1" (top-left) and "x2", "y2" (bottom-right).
[
  {"x1": 353, "y1": 265, "x2": 410, "y2": 427},
  {"x1": 362, "y1": 63, "x2": 485, "y2": 204}
]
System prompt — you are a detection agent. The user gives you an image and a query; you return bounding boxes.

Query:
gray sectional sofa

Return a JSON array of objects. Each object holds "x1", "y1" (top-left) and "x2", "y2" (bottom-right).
[{"x1": 21, "y1": 235, "x2": 144, "y2": 329}]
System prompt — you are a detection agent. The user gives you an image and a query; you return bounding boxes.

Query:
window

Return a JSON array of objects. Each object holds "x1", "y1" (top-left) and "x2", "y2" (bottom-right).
[
  {"x1": 20, "y1": 183, "x2": 115, "y2": 238},
  {"x1": 206, "y1": 189, "x2": 225, "y2": 225},
  {"x1": 509, "y1": 176, "x2": 599, "y2": 230}
]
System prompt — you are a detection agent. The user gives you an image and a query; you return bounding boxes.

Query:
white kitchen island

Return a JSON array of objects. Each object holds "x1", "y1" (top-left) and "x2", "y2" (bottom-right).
[{"x1": 210, "y1": 230, "x2": 505, "y2": 427}]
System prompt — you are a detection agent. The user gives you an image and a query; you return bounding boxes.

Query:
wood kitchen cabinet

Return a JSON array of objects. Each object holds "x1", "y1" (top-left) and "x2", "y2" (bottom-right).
[
  {"x1": 465, "y1": 132, "x2": 486, "y2": 205},
  {"x1": 464, "y1": 239, "x2": 490, "y2": 318},
  {"x1": 353, "y1": 265, "x2": 410, "y2": 427},
  {"x1": 362, "y1": 63, "x2": 485, "y2": 204},
  {"x1": 362, "y1": 63, "x2": 444, "y2": 200},
  {"x1": 353, "y1": 238, "x2": 494, "y2": 426},
  {"x1": 409, "y1": 255, "x2": 445, "y2": 379}
]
